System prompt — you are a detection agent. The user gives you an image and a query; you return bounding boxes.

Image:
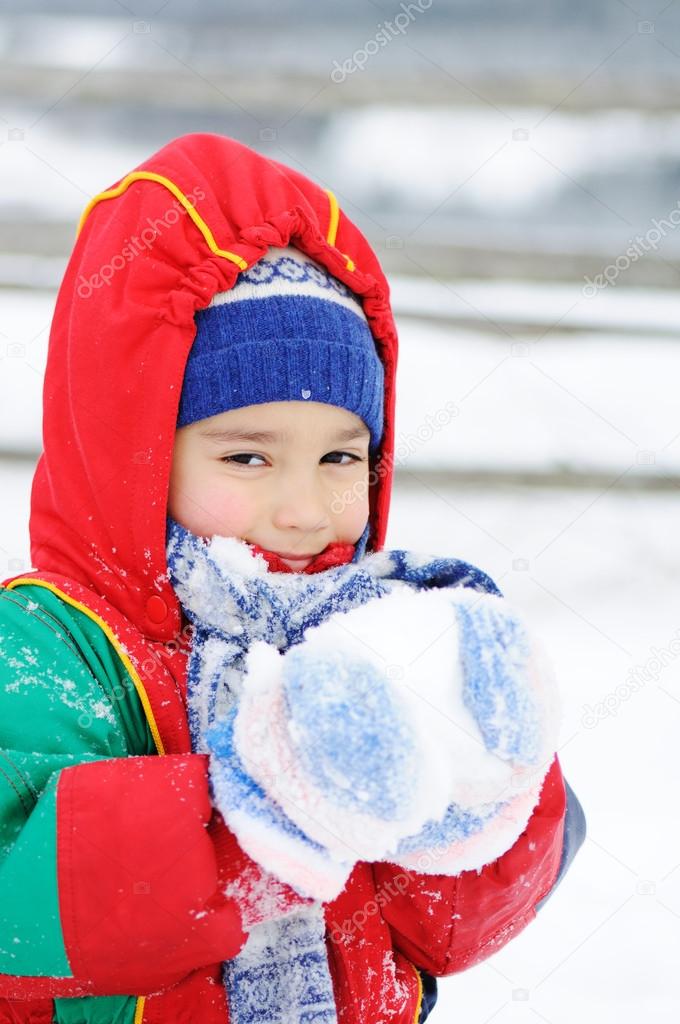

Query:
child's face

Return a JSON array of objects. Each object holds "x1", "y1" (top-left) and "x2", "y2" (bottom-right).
[{"x1": 168, "y1": 401, "x2": 372, "y2": 569}]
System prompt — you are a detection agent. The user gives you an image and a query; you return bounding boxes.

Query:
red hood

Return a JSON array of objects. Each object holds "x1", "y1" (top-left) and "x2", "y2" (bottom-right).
[{"x1": 26, "y1": 133, "x2": 398, "y2": 643}]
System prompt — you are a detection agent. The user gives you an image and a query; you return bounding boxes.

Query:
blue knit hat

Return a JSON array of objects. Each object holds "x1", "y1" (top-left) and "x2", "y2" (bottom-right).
[{"x1": 177, "y1": 245, "x2": 385, "y2": 454}]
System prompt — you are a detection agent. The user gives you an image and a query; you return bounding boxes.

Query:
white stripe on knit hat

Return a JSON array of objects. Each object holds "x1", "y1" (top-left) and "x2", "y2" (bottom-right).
[{"x1": 208, "y1": 245, "x2": 369, "y2": 323}]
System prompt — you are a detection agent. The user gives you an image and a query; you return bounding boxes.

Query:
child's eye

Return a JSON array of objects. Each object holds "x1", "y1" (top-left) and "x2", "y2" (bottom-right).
[
  {"x1": 221, "y1": 453, "x2": 267, "y2": 466},
  {"x1": 322, "y1": 451, "x2": 364, "y2": 465}
]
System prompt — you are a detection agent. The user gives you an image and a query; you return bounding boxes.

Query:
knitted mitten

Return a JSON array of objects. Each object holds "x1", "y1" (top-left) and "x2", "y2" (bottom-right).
[{"x1": 206, "y1": 585, "x2": 561, "y2": 898}]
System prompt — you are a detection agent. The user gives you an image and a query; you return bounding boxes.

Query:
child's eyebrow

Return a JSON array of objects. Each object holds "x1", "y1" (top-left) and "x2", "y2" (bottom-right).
[{"x1": 198, "y1": 426, "x2": 370, "y2": 444}]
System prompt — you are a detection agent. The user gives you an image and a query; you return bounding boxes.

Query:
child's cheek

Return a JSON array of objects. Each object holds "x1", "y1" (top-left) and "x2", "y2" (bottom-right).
[
  {"x1": 338, "y1": 477, "x2": 370, "y2": 538},
  {"x1": 202, "y1": 482, "x2": 254, "y2": 539},
  {"x1": 351, "y1": 500, "x2": 370, "y2": 537}
]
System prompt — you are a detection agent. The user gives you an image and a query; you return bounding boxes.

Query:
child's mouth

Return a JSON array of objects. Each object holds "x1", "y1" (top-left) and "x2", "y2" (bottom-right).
[
  {"x1": 272, "y1": 547, "x2": 329, "y2": 569},
  {"x1": 274, "y1": 552, "x2": 316, "y2": 568},
  {"x1": 275, "y1": 551, "x2": 318, "y2": 560}
]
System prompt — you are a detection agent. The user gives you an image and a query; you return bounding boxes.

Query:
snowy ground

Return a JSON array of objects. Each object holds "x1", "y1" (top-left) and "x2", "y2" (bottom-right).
[{"x1": 1, "y1": 298, "x2": 678, "y2": 1019}]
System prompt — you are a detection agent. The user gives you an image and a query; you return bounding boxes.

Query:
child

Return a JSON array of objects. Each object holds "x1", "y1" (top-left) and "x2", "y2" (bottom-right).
[{"x1": 0, "y1": 133, "x2": 585, "y2": 1024}]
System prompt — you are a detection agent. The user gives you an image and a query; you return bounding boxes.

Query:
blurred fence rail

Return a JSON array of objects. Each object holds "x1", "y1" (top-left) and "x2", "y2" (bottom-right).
[{"x1": 5, "y1": 62, "x2": 680, "y2": 114}]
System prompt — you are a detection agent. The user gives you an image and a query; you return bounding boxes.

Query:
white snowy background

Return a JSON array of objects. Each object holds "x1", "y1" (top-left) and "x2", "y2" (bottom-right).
[{"x1": 1, "y1": 3, "x2": 679, "y2": 1020}]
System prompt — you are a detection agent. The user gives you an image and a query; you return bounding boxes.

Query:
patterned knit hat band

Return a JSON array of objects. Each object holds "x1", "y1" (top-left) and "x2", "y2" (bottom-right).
[{"x1": 178, "y1": 245, "x2": 385, "y2": 453}]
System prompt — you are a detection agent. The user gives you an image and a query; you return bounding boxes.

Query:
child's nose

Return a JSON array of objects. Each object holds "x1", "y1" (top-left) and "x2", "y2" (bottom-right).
[{"x1": 271, "y1": 475, "x2": 332, "y2": 532}]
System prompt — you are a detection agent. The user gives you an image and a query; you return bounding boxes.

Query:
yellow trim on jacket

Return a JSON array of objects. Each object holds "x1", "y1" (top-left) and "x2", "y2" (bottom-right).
[
  {"x1": 75, "y1": 172, "x2": 356, "y2": 276},
  {"x1": 410, "y1": 960, "x2": 423, "y2": 1024},
  {"x1": 324, "y1": 188, "x2": 355, "y2": 271},
  {"x1": 76, "y1": 170, "x2": 248, "y2": 270}
]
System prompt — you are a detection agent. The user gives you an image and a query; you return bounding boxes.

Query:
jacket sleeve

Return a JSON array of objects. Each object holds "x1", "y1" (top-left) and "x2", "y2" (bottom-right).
[
  {"x1": 0, "y1": 590, "x2": 247, "y2": 999},
  {"x1": 372, "y1": 754, "x2": 585, "y2": 976}
]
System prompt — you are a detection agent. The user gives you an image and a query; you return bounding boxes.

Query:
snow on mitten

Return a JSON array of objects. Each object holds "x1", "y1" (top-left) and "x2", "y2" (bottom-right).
[
  {"x1": 381, "y1": 585, "x2": 563, "y2": 875},
  {"x1": 287, "y1": 584, "x2": 561, "y2": 804},
  {"x1": 309, "y1": 583, "x2": 562, "y2": 876}
]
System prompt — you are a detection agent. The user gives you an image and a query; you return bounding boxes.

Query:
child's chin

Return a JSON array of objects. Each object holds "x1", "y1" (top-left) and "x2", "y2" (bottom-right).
[{"x1": 278, "y1": 555, "x2": 314, "y2": 570}]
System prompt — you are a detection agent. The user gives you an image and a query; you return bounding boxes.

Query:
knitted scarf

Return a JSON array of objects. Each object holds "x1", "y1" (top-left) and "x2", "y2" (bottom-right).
[{"x1": 165, "y1": 516, "x2": 558, "y2": 1024}]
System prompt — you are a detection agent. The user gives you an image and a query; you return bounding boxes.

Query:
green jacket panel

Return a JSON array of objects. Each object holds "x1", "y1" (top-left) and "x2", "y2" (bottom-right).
[{"x1": 0, "y1": 584, "x2": 156, "y2": 1022}]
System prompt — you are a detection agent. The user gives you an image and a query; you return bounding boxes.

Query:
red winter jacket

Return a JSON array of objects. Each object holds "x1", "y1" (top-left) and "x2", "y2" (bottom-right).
[{"x1": 0, "y1": 133, "x2": 582, "y2": 1024}]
